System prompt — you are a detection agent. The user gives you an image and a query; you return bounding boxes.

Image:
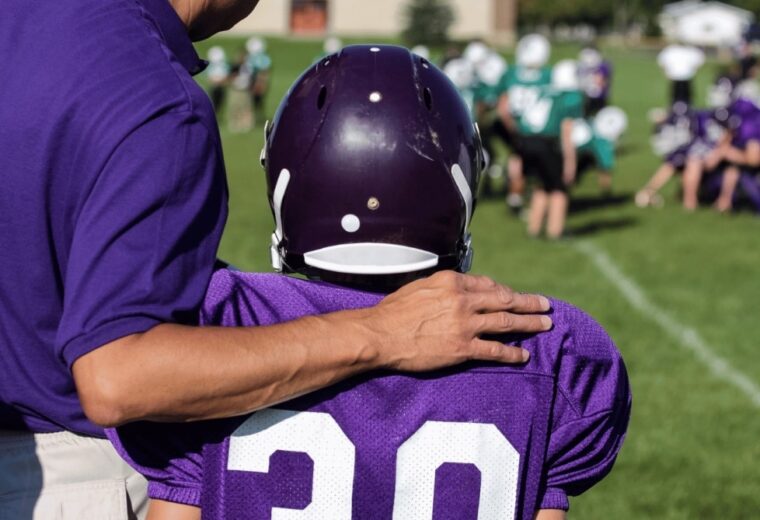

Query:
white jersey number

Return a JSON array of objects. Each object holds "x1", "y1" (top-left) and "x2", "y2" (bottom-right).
[
  {"x1": 228, "y1": 409, "x2": 520, "y2": 519},
  {"x1": 228, "y1": 409, "x2": 355, "y2": 519}
]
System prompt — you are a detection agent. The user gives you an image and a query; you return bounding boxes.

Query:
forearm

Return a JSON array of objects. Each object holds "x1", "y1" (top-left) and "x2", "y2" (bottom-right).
[
  {"x1": 73, "y1": 309, "x2": 381, "y2": 426},
  {"x1": 724, "y1": 142, "x2": 760, "y2": 167}
]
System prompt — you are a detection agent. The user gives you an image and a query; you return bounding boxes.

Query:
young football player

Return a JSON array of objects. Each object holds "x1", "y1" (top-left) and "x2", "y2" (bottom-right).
[
  {"x1": 637, "y1": 83, "x2": 731, "y2": 210},
  {"x1": 107, "y1": 45, "x2": 630, "y2": 520},
  {"x1": 712, "y1": 85, "x2": 760, "y2": 212},
  {"x1": 498, "y1": 34, "x2": 553, "y2": 213},
  {"x1": 573, "y1": 106, "x2": 628, "y2": 195},
  {"x1": 578, "y1": 45, "x2": 612, "y2": 115},
  {"x1": 517, "y1": 59, "x2": 583, "y2": 239}
]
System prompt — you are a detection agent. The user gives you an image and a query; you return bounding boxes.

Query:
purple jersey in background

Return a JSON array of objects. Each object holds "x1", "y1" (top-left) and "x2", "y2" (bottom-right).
[
  {"x1": 108, "y1": 269, "x2": 630, "y2": 519},
  {"x1": 729, "y1": 98, "x2": 760, "y2": 149},
  {"x1": 579, "y1": 61, "x2": 612, "y2": 102}
]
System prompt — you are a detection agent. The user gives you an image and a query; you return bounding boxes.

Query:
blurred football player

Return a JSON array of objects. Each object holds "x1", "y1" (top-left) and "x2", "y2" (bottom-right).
[
  {"x1": 205, "y1": 46, "x2": 230, "y2": 116},
  {"x1": 106, "y1": 46, "x2": 630, "y2": 520},
  {"x1": 578, "y1": 45, "x2": 612, "y2": 115},
  {"x1": 637, "y1": 81, "x2": 730, "y2": 210},
  {"x1": 498, "y1": 34, "x2": 552, "y2": 213},
  {"x1": 472, "y1": 52, "x2": 510, "y2": 196},
  {"x1": 711, "y1": 83, "x2": 760, "y2": 212},
  {"x1": 517, "y1": 59, "x2": 583, "y2": 239},
  {"x1": 573, "y1": 106, "x2": 628, "y2": 195},
  {"x1": 245, "y1": 36, "x2": 272, "y2": 128}
]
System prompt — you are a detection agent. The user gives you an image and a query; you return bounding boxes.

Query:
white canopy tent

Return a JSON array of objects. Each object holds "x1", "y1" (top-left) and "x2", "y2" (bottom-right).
[{"x1": 659, "y1": 1, "x2": 754, "y2": 47}]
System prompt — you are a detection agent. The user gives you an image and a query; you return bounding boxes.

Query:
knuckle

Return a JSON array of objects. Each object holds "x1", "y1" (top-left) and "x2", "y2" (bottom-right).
[
  {"x1": 500, "y1": 312, "x2": 515, "y2": 330},
  {"x1": 500, "y1": 288, "x2": 515, "y2": 306}
]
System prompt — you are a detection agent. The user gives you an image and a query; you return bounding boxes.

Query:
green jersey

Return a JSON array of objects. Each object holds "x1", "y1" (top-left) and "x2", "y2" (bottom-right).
[
  {"x1": 473, "y1": 70, "x2": 509, "y2": 108},
  {"x1": 573, "y1": 119, "x2": 616, "y2": 171},
  {"x1": 517, "y1": 88, "x2": 584, "y2": 138},
  {"x1": 504, "y1": 66, "x2": 552, "y2": 116}
]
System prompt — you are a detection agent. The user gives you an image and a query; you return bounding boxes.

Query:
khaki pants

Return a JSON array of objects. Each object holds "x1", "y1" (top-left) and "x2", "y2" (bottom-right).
[{"x1": 0, "y1": 430, "x2": 147, "y2": 520}]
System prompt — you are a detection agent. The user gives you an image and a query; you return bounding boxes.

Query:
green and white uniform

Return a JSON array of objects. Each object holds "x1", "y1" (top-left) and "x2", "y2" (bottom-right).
[
  {"x1": 503, "y1": 66, "x2": 552, "y2": 118},
  {"x1": 573, "y1": 118, "x2": 615, "y2": 171},
  {"x1": 516, "y1": 87, "x2": 583, "y2": 138}
]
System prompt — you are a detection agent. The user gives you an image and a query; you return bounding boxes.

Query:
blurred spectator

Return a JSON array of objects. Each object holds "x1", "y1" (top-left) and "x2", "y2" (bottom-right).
[
  {"x1": 205, "y1": 46, "x2": 230, "y2": 117},
  {"x1": 657, "y1": 44, "x2": 705, "y2": 106},
  {"x1": 227, "y1": 48, "x2": 253, "y2": 133},
  {"x1": 245, "y1": 37, "x2": 272, "y2": 129}
]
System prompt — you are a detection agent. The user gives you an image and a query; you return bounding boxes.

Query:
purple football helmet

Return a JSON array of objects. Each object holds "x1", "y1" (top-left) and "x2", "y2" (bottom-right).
[{"x1": 262, "y1": 45, "x2": 484, "y2": 277}]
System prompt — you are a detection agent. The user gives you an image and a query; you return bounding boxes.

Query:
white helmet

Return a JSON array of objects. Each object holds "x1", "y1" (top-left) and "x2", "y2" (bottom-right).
[
  {"x1": 411, "y1": 45, "x2": 430, "y2": 60},
  {"x1": 207, "y1": 46, "x2": 226, "y2": 63},
  {"x1": 578, "y1": 47, "x2": 602, "y2": 68},
  {"x1": 707, "y1": 77, "x2": 733, "y2": 108},
  {"x1": 593, "y1": 106, "x2": 628, "y2": 142},
  {"x1": 444, "y1": 58, "x2": 475, "y2": 90},
  {"x1": 516, "y1": 34, "x2": 550, "y2": 68},
  {"x1": 246, "y1": 37, "x2": 265, "y2": 55},
  {"x1": 571, "y1": 119, "x2": 594, "y2": 147},
  {"x1": 477, "y1": 53, "x2": 508, "y2": 87},
  {"x1": 463, "y1": 41, "x2": 490, "y2": 66},
  {"x1": 552, "y1": 59, "x2": 579, "y2": 91},
  {"x1": 324, "y1": 36, "x2": 342, "y2": 55}
]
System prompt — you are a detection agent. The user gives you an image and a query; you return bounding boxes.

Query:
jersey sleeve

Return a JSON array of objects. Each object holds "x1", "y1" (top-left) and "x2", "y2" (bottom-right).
[
  {"x1": 106, "y1": 421, "x2": 214, "y2": 506},
  {"x1": 539, "y1": 303, "x2": 631, "y2": 511},
  {"x1": 56, "y1": 112, "x2": 227, "y2": 368}
]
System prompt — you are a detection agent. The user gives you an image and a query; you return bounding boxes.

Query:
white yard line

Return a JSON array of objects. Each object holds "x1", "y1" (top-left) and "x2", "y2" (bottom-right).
[{"x1": 574, "y1": 240, "x2": 760, "y2": 409}]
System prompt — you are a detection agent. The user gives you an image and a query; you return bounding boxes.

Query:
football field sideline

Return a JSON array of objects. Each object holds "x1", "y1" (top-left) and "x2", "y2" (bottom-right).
[{"x1": 573, "y1": 240, "x2": 760, "y2": 409}]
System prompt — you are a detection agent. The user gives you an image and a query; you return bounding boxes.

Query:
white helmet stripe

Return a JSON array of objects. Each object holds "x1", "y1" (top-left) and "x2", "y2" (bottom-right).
[
  {"x1": 272, "y1": 168, "x2": 291, "y2": 240},
  {"x1": 451, "y1": 163, "x2": 472, "y2": 233}
]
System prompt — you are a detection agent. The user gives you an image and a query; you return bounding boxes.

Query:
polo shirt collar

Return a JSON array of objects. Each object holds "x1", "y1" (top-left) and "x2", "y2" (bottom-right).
[{"x1": 138, "y1": 0, "x2": 207, "y2": 75}]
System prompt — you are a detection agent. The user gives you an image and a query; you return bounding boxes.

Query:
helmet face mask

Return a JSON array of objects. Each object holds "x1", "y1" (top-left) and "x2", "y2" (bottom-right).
[{"x1": 263, "y1": 45, "x2": 484, "y2": 283}]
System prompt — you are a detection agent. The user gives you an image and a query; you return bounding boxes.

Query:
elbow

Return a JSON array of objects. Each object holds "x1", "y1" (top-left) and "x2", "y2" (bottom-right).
[
  {"x1": 78, "y1": 386, "x2": 130, "y2": 428},
  {"x1": 72, "y1": 340, "x2": 142, "y2": 427}
]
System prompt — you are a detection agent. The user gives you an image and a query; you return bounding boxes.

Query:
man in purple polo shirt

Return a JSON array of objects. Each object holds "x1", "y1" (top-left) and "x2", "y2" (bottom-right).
[{"x1": 0, "y1": 1, "x2": 550, "y2": 518}]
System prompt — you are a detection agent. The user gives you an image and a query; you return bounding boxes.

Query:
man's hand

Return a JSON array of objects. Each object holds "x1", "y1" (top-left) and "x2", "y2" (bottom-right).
[{"x1": 366, "y1": 271, "x2": 551, "y2": 371}]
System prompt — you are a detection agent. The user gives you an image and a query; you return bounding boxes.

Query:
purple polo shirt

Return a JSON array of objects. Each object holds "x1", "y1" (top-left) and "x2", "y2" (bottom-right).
[{"x1": 0, "y1": 0, "x2": 228, "y2": 437}]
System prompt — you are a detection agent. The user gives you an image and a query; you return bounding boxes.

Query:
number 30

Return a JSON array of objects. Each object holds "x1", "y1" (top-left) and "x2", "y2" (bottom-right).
[{"x1": 228, "y1": 409, "x2": 519, "y2": 519}]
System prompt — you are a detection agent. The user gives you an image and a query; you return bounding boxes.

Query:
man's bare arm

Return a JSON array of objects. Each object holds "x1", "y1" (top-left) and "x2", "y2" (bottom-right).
[{"x1": 73, "y1": 271, "x2": 552, "y2": 427}]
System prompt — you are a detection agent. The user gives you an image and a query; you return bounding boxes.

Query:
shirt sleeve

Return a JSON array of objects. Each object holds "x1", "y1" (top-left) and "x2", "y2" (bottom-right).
[
  {"x1": 56, "y1": 112, "x2": 228, "y2": 367},
  {"x1": 539, "y1": 304, "x2": 632, "y2": 511},
  {"x1": 106, "y1": 421, "x2": 211, "y2": 506}
]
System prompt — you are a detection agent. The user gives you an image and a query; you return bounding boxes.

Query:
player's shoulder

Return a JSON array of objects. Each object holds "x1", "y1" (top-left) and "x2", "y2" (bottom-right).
[
  {"x1": 202, "y1": 268, "x2": 384, "y2": 326},
  {"x1": 521, "y1": 298, "x2": 622, "y2": 378}
]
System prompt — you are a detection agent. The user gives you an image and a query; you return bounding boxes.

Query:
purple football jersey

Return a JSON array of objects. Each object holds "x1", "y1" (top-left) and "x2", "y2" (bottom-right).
[
  {"x1": 729, "y1": 98, "x2": 760, "y2": 148},
  {"x1": 579, "y1": 61, "x2": 612, "y2": 101},
  {"x1": 107, "y1": 269, "x2": 630, "y2": 519}
]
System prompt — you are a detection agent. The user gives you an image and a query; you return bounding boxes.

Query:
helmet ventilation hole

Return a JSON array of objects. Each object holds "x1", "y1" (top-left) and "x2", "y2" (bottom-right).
[
  {"x1": 317, "y1": 86, "x2": 327, "y2": 110},
  {"x1": 423, "y1": 87, "x2": 433, "y2": 111},
  {"x1": 420, "y1": 58, "x2": 430, "y2": 69}
]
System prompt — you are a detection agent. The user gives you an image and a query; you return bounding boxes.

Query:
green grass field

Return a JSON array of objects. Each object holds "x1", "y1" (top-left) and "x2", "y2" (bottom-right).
[{"x1": 195, "y1": 37, "x2": 760, "y2": 518}]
